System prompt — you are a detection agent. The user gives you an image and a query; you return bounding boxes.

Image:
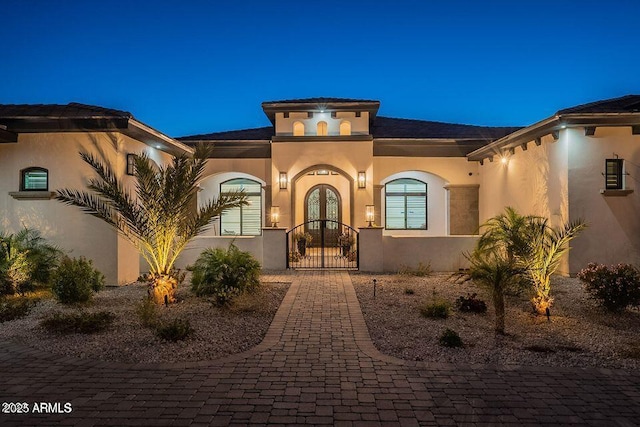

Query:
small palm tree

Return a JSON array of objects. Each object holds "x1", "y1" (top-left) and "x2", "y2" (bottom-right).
[
  {"x1": 465, "y1": 249, "x2": 525, "y2": 334},
  {"x1": 56, "y1": 144, "x2": 246, "y2": 303},
  {"x1": 526, "y1": 218, "x2": 586, "y2": 314}
]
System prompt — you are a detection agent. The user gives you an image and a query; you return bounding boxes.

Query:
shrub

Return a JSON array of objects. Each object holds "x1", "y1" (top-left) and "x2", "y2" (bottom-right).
[
  {"x1": 189, "y1": 244, "x2": 261, "y2": 306},
  {"x1": 578, "y1": 263, "x2": 640, "y2": 311},
  {"x1": 41, "y1": 310, "x2": 115, "y2": 334},
  {"x1": 439, "y1": 328, "x2": 463, "y2": 348},
  {"x1": 455, "y1": 293, "x2": 488, "y2": 313},
  {"x1": 156, "y1": 318, "x2": 193, "y2": 342},
  {"x1": 51, "y1": 257, "x2": 105, "y2": 304},
  {"x1": 399, "y1": 262, "x2": 432, "y2": 277},
  {"x1": 0, "y1": 228, "x2": 62, "y2": 295},
  {"x1": 404, "y1": 288, "x2": 415, "y2": 295},
  {"x1": 420, "y1": 300, "x2": 450, "y2": 319},
  {"x1": 135, "y1": 298, "x2": 159, "y2": 327},
  {"x1": 0, "y1": 298, "x2": 37, "y2": 322}
]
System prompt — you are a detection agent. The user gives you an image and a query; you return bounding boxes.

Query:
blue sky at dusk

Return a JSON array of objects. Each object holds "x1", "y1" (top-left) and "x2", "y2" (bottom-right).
[{"x1": 2, "y1": 0, "x2": 639, "y2": 137}]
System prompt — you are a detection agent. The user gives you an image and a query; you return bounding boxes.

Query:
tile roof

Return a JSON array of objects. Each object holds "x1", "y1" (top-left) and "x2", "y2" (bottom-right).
[
  {"x1": 0, "y1": 102, "x2": 133, "y2": 119},
  {"x1": 372, "y1": 117, "x2": 521, "y2": 140},
  {"x1": 178, "y1": 126, "x2": 274, "y2": 141},
  {"x1": 557, "y1": 94, "x2": 640, "y2": 115},
  {"x1": 177, "y1": 117, "x2": 521, "y2": 141},
  {"x1": 262, "y1": 97, "x2": 379, "y2": 104}
]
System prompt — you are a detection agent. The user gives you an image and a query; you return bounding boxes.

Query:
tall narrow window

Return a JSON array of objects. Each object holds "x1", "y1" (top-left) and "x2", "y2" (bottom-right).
[
  {"x1": 317, "y1": 121, "x2": 328, "y2": 136},
  {"x1": 20, "y1": 167, "x2": 49, "y2": 191},
  {"x1": 385, "y1": 178, "x2": 427, "y2": 230},
  {"x1": 605, "y1": 158, "x2": 624, "y2": 190},
  {"x1": 339, "y1": 120, "x2": 351, "y2": 136},
  {"x1": 220, "y1": 178, "x2": 262, "y2": 235},
  {"x1": 293, "y1": 121, "x2": 305, "y2": 136}
]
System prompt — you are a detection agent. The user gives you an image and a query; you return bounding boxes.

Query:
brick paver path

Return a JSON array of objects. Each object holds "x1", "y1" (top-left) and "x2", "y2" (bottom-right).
[{"x1": 1, "y1": 271, "x2": 640, "y2": 426}]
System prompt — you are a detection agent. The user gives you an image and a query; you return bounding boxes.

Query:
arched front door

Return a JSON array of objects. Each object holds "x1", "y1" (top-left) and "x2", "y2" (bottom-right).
[{"x1": 304, "y1": 184, "x2": 341, "y2": 246}]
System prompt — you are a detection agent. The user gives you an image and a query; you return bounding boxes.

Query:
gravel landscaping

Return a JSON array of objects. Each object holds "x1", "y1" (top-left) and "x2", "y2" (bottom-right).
[
  {"x1": 351, "y1": 272, "x2": 640, "y2": 370},
  {"x1": 0, "y1": 274, "x2": 291, "y2": 364}
]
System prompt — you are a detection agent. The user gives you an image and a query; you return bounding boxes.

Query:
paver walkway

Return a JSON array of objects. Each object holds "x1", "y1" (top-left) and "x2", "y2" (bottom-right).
[{"x1": 1, "y1": 271, "x2": 640, "y2": 426}]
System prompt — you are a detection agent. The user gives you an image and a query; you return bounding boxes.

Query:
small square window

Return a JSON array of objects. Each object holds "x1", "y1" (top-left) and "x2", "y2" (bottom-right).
[
  {"x1": 605, "y1": 159, "x2": 623, "y2": 190},
  {"x1": 21, "y1": 167, "x2": 48, "y2": 191}
]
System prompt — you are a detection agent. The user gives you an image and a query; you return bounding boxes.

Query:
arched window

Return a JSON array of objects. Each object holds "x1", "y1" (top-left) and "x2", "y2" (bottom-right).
[
  {"x1": 385, "y1": 178, "x2": 427, "y2": 230},
  {"x1": 293, "y1": 121, "x2": 305, "y2": 136},
  {"x1": 339, "y1": 120, "x2": 351, "y2": 136},
  {"x1": 220, "y1": 178, "x2": 262, "y2": 235},
  {"x1": 20, "y1": 167, "x2": 49, "y2": 191},
  {"x1": 317, "y1": 121, "x2": 328, "y2": 136}
]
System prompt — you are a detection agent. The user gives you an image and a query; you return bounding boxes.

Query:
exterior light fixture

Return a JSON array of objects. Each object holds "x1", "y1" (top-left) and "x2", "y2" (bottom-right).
[
  {"x1": 366, "y1": 205, "x2": 375, "y2": 227},
  {"x1": 279, "y1": 172, "x2": 287, "y2": 189},
  {"x1": 358, "y1": 171, "x2": 366, "y2": 189},
  {"x1": 270, "y1": 206, "x2": 280, "y2": 227},
  {"x1": 126, "y1": 153, "x2": 136, "y2": 176},
  {"x1": 501, "y1": 156, "x2": 508, "y2": 165}
]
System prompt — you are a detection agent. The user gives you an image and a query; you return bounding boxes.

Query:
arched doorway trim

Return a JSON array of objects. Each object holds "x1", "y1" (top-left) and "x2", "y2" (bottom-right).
[{"x1": 290, "y1": 164, "x2": 355, "y2": 227}]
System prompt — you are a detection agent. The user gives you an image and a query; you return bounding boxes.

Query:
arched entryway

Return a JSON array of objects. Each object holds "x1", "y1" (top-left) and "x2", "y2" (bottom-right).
[{"x1": 304, "y1": 184, "x2": 341, "y2": 245}]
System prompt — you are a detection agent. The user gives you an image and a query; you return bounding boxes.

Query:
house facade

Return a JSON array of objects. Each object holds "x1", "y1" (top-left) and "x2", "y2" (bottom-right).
[{"x1": 1, "y1": 96, "x2": 639, "y2": 284}]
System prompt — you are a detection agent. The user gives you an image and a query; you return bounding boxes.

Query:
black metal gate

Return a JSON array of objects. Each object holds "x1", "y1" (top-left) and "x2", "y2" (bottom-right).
[{"x1": 286, "y1": 220, "x2": 359, "y2": 269}]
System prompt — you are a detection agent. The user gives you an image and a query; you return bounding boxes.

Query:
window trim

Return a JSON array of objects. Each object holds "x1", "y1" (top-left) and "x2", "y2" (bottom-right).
[
  {"x1": 219, "y1": 178, "x2": 262, "y2": 236},
  {"x1": 385, "y1": 178, "x2": 428, "y2": 230},
  {"x1": 20, "y1": 167, "x2": 49, "y2": 191}
]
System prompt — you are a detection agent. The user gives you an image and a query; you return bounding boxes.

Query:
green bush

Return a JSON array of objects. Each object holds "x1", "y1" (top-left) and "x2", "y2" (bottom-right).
[
  {"x1": 455, "y1": 293, "x2": 488, "y2": 313},
  {"x1": 420, "y1": 300, "x2": 450, "y2": 319},
  {"x1": 40, "y1": 310, "x2": 115, "y2": 334},
  {"x1": 156, "y1": 318, "x2": 193, "y2": 342},
  {"x1": 51, "y1": 257, "x2": 105, "y2": 304},
  {"x1": 189, "y1": 244, "x2": 261, "y2": 306},
  {"x1": 0, "y1": 298, "x2": 37, "y2": 322},
  {"x1": 439, "y1": 328, "x2": 464, "y2": 348},
  {"x1": 0, "y1": 228, "x2": 62, "y2": 295},
  {"x1": 404, "y1": 287, "x2": 415, "y2": 295},
  {"x1": 578, "y1": 263, "x2": 640, "y2": 311}
]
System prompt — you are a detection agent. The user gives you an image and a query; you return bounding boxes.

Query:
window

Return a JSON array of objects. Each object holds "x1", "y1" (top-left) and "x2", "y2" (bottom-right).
[
  {"x1": 220, "y1": 178, "x2": 262, "y2": 235},
  {"x1": 385, "y1": 178, "x2": 427, "y2": 229},
  {"x1": 317, "y1": 121, "x2": 328, "y2": 136},
  {"x1": 20, "y1": 167, "x2": 48, "y2": 191},
  {"x1": 339, "y1": 120, "x2": 351, "y2": 136},
  {"x1": 293, "y1": 121, "x2": 305, "y2": 136},
  {"x1": 605, "y1": 159, "x2": 624, "y2": 190}
]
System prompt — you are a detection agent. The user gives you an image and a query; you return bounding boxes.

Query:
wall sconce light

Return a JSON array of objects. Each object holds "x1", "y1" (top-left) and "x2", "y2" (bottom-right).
[
  {"x1": 366, "y1": 205, "x2": 375, "y2": 227},
  {"x1": 270, "y1": 206, "x2": 280, "y2": 227},
  {"x1": 358, "y1": 171, "x2": 366, "y2": 189},
  {"x1": 279, "y1": 172, "x2": 287, "y2": 189},
  {"x1": 126, "y1": 153, "x2": 136, "y2": 176}
]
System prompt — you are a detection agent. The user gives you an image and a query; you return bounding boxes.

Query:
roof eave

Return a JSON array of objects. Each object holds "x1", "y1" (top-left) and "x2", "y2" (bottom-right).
[
  {"x1": 261, "y1": 100, "x2": 381, "y2": 125},
  {"x1": 126, "y1": 119, "x2": 194, "y2": 156},
  {"x1": 467, "y1": 112, "x2": 640, "y2": 161}
]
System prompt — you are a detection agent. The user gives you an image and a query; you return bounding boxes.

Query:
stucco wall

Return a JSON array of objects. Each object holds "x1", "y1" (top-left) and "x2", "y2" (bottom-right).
[
  {"x1": 175, "y1": 235, "x2": 264, "y2": 269},
  {"x1": 567, "y1": 126, "x2": 640, "y2": 271},
  {"x1": 0, "y1": 131, "x2": 172, "y2": 284},
  {"x1": 382, "y1": 236, "x2": 477, "y2": 272},
  {"x1": 275, "y1": 111, "x2": 369, "y2": 136},
  {"x1": 271, "y1": 140, "x2": 373, "y2": 229}
]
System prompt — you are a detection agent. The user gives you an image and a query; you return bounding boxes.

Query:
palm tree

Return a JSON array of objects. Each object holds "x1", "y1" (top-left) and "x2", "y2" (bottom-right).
[
  {"x1": 472, "y1": 207, "x2": 585, "y2": 318},
  {"x1": 466, "y1": 249, "x2": 525, "y2": 334},
  {"x1": 526, "y1": 218, "x2": 586, "y2": 314},
  {"x1": 56, "y1": 144, "x2": 246, "y2": 304}
]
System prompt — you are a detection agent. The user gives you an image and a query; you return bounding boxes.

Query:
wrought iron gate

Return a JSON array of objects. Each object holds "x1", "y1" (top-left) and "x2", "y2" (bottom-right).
[{"x1": 286, "y1": 220, "x2": 359, "y2": 269}]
